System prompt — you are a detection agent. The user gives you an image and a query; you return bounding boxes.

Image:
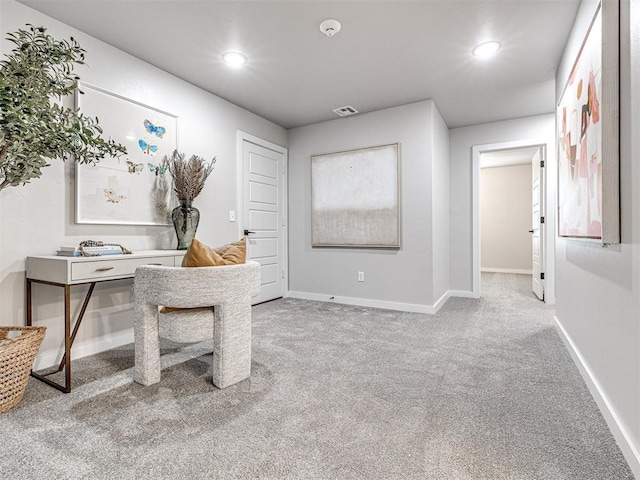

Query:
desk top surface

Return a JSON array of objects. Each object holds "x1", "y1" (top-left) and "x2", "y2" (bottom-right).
[{"x1": 28, "y1": 250, "x2": 185, "y2": 261}]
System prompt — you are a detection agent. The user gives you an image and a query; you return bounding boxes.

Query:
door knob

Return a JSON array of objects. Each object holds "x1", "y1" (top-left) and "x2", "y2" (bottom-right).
[
  {"x1": 528, "y1": 230, "x2": 534, "y2": 233},
  {"x1": 244, "y1": 229, "x2": 256, "y2": 235}
]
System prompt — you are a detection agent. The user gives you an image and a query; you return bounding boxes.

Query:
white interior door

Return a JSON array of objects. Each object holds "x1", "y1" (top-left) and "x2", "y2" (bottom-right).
[
  {"x1": 242, "y1": 136, "x2": 286, "y2": 304},
  {"x1": 531, "y1": 148, "x2": 544, "y2": 300}
]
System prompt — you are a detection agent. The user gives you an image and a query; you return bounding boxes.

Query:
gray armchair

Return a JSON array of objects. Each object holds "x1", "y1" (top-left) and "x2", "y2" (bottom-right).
[{"x1": 133, "y1": 261, "x2": 261, "y2": 389}]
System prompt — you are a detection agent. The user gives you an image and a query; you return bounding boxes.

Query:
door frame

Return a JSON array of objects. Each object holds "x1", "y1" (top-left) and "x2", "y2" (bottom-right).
[
  {"x1": 472, "y1": 138, "x2": 555, "y2": 303},
  {"x1": 236, "y1": 131, "x2": 289, "y2": 300}
]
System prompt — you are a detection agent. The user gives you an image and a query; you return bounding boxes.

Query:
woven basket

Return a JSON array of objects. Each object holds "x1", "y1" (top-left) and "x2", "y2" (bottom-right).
[{"x1": 0, "y1": 326, "x2": 46, "y2": 413}]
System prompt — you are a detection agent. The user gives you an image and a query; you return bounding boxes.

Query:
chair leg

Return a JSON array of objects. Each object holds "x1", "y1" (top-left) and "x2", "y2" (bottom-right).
[
  {"x1": 212, "y1": 300, "x2": 252, "y2": 388},
  {"x1": 134, "y1": 303, "x2": 161, "y2": 386}
]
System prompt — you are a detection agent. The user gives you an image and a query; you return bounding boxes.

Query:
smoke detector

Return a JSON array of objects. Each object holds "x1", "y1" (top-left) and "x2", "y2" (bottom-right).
[
  {"x1": 332, "y1": 106, "x2": 358, "y2": 117},
  {"x1": 320, "y1": 19, "x2": 341, "y2": 37}
]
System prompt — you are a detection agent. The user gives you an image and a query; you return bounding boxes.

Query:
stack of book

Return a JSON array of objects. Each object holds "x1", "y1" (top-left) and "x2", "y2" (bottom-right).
[{"x1": 56, "y1": 245, "x2": 123, "y2": 257}]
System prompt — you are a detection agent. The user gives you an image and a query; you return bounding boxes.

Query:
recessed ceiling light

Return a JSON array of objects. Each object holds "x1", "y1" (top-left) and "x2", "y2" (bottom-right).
[
  {"x1": 222, "y1": 51, "x2": 247, "y2": 67},
  {"x1": 472, "y1": 41, "x2": 501, "y2": 58}
]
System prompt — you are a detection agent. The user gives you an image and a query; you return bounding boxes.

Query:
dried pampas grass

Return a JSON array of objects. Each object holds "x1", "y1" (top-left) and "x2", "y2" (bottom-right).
[{"x1": 163, "y1": 150, "x2": 216, "y2": 201}]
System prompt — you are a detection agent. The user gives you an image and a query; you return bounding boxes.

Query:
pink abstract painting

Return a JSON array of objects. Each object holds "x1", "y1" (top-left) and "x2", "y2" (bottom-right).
[{"x1": 557, "y1": 7, "x2": 602, "y2": 239}]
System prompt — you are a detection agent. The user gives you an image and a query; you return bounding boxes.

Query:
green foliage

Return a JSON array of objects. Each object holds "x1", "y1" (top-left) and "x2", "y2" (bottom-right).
[{"x1": 0, "y1": 25, "x2": 126, "y2": 191}]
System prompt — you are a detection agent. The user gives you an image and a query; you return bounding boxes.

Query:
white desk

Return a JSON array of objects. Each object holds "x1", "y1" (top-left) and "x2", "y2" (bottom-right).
[{"x1": 26, "y1": 250, "x2": 185, "y2": 392}]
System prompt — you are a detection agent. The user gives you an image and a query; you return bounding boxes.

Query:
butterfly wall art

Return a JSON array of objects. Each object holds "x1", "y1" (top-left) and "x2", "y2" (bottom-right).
[
  {"x1": 75, "y1": 83, "x2": 177, "y2": 225},
  {"x1": 144, "y1": 119, "x2": 166, "y2": 138},
  {"x1": 138, "y1": 139, "x2": 159, "y2": 156},
  {"x1": 126, "y1": 159, "x2": 144, "y2": 174},
  {"x1": 148, "y1": 162, "x2": 167, "y2": 176},
  {"x1": 104, "y1": 188, "x2": 127, "y2": 204}
]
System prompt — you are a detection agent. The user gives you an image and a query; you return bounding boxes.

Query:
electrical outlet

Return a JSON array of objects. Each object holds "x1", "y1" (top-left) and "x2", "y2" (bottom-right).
[
  {"x1": 229, "y1": 210, "x2": 236, "y2": 222},
  {"x1": 358, "y1": 271, "x2": 365, "y2": 282}
]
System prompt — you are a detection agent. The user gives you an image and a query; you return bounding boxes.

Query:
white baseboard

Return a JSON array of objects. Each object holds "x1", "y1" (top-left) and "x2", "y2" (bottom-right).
[
  {"x1": 449, "y1": 290, "x2": 480, "y2": 299},
  {"x1": 285, "y1": 291, "x2": 447, "y2": 314},
  {"x1": 33, "y1": 329, "x2": 134, "y2": 371},
  {"x1": 432, "y1": 290, "x2": 450, "y2": 314},
  {"x1": 554, "y1": 316, "x2": 640, "y2": 478},
  {"x1": 481, "y1": 268, "x2": 533, "y2": 274}
]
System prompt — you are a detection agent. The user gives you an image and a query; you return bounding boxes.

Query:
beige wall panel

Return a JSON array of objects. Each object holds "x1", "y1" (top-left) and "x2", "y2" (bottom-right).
[{"x1": 480, "y1": 164, "x2": 532, "y2": 271}]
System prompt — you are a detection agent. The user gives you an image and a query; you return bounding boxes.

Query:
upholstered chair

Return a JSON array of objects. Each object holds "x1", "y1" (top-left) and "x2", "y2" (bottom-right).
[{"x1": 133, "y1": 261, "x2": 261, "y2": 389}]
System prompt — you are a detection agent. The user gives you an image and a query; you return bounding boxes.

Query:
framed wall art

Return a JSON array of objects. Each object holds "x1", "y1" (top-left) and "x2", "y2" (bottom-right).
[
  {"x1": 75, "y1": 83, "x2": 178, "y2": 225},
  {"x1": 311, "y1": 143, "x2": 400, "y2": 248},
  {"x1": 557, "y1": 0, "x2": 619, "y2": 243}
]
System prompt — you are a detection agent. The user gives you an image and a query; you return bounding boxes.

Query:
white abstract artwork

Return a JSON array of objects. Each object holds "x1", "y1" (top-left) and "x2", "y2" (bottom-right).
[
  {"x1": 311, "y1": 143, "x2": 400, "y2": 247},
  {"x1": 75, "y1": 83, "x2": 178, "y2": 225}
]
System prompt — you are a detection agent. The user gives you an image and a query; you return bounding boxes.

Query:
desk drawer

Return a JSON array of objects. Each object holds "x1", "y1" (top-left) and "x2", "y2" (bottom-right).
[{"x1": 71, "y1": 256, "x2": 175, "y2": 281}]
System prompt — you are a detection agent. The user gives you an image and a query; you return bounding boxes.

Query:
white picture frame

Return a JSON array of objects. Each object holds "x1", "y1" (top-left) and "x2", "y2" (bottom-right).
[
  {"x1": 311, "y1": 143, "x2": 400, "y2": 248},
  {"x1": 75, "y1": 83, "x2": 178, "y2": 225}
]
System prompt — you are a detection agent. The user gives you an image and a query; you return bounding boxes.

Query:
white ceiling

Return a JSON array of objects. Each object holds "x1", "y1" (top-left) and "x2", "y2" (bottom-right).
[{"x1": 18, "y1": 0, "x2": 580, "y2": 130}]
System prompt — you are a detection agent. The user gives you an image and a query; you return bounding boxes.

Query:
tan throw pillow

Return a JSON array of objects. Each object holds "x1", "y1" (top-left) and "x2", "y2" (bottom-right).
[
  {"x1": 181, "y1": 237, "x2": 246, "y2": 267},
  {"x1": 160, "y1": 237, "x2": 247, "y2": 314}
]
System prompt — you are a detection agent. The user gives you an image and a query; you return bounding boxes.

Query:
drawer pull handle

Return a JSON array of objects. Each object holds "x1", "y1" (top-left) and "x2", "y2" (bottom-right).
[
  {"x1": 95, "y1": 266, "x2": 115, "y2": 272},
  {"x1": 148, "y1": 263, "x2": 162, "y2": 266}
]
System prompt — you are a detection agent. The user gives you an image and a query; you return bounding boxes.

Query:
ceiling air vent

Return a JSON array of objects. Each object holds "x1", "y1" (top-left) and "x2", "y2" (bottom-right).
[{"x1": 332, "y1": 106, "x2": 359, "y2": 117}]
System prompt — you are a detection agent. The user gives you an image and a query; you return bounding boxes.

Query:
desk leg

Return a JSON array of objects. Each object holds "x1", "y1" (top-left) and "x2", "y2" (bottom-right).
[
  {"x1": 64, "y1": 284, "x2": 71, "y2": 393},
  {"x1": 27, "y1": 278, "x2": 71, "y2": 393},
  {"x1": 26, "y1": 279, "x2": 32, "y2": 327},
  {"x1": 29, "y1": 282, "x2": 96, "y2": 393},
  {"x1": 57, "y1": 282, "x2": 95, "y2": 375}
]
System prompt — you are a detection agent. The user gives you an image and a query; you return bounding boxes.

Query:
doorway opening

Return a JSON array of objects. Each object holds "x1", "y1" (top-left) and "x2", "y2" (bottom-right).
[{"x1": 472, "y1": 139, "x2": 554, "y2": 303}]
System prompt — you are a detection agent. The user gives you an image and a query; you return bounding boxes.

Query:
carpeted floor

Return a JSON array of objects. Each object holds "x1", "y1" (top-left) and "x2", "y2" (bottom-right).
[{"x1": 1, "y1": 273, "x2": 634, "y2": 479}]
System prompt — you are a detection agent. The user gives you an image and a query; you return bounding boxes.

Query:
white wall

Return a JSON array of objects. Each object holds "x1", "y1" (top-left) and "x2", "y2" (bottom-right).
[
  {"x1": 431, "y1": 106, "x2": 450, "y2": 304},
  {"x1": 449, "y1": 114, "x2": 556, "y2": 300},
  {"x1": 0, "y1": 1, "x2": 287, "y2": 367},
  {"x1": 287, "y1": 100, "x2": 449, "y2": 313},
  {"x1": 480, "y1": 164, "x2": 532, "y2": 272},
  {"x1": 554, "y1": 0, "x2": 640, "y2": 475}
]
